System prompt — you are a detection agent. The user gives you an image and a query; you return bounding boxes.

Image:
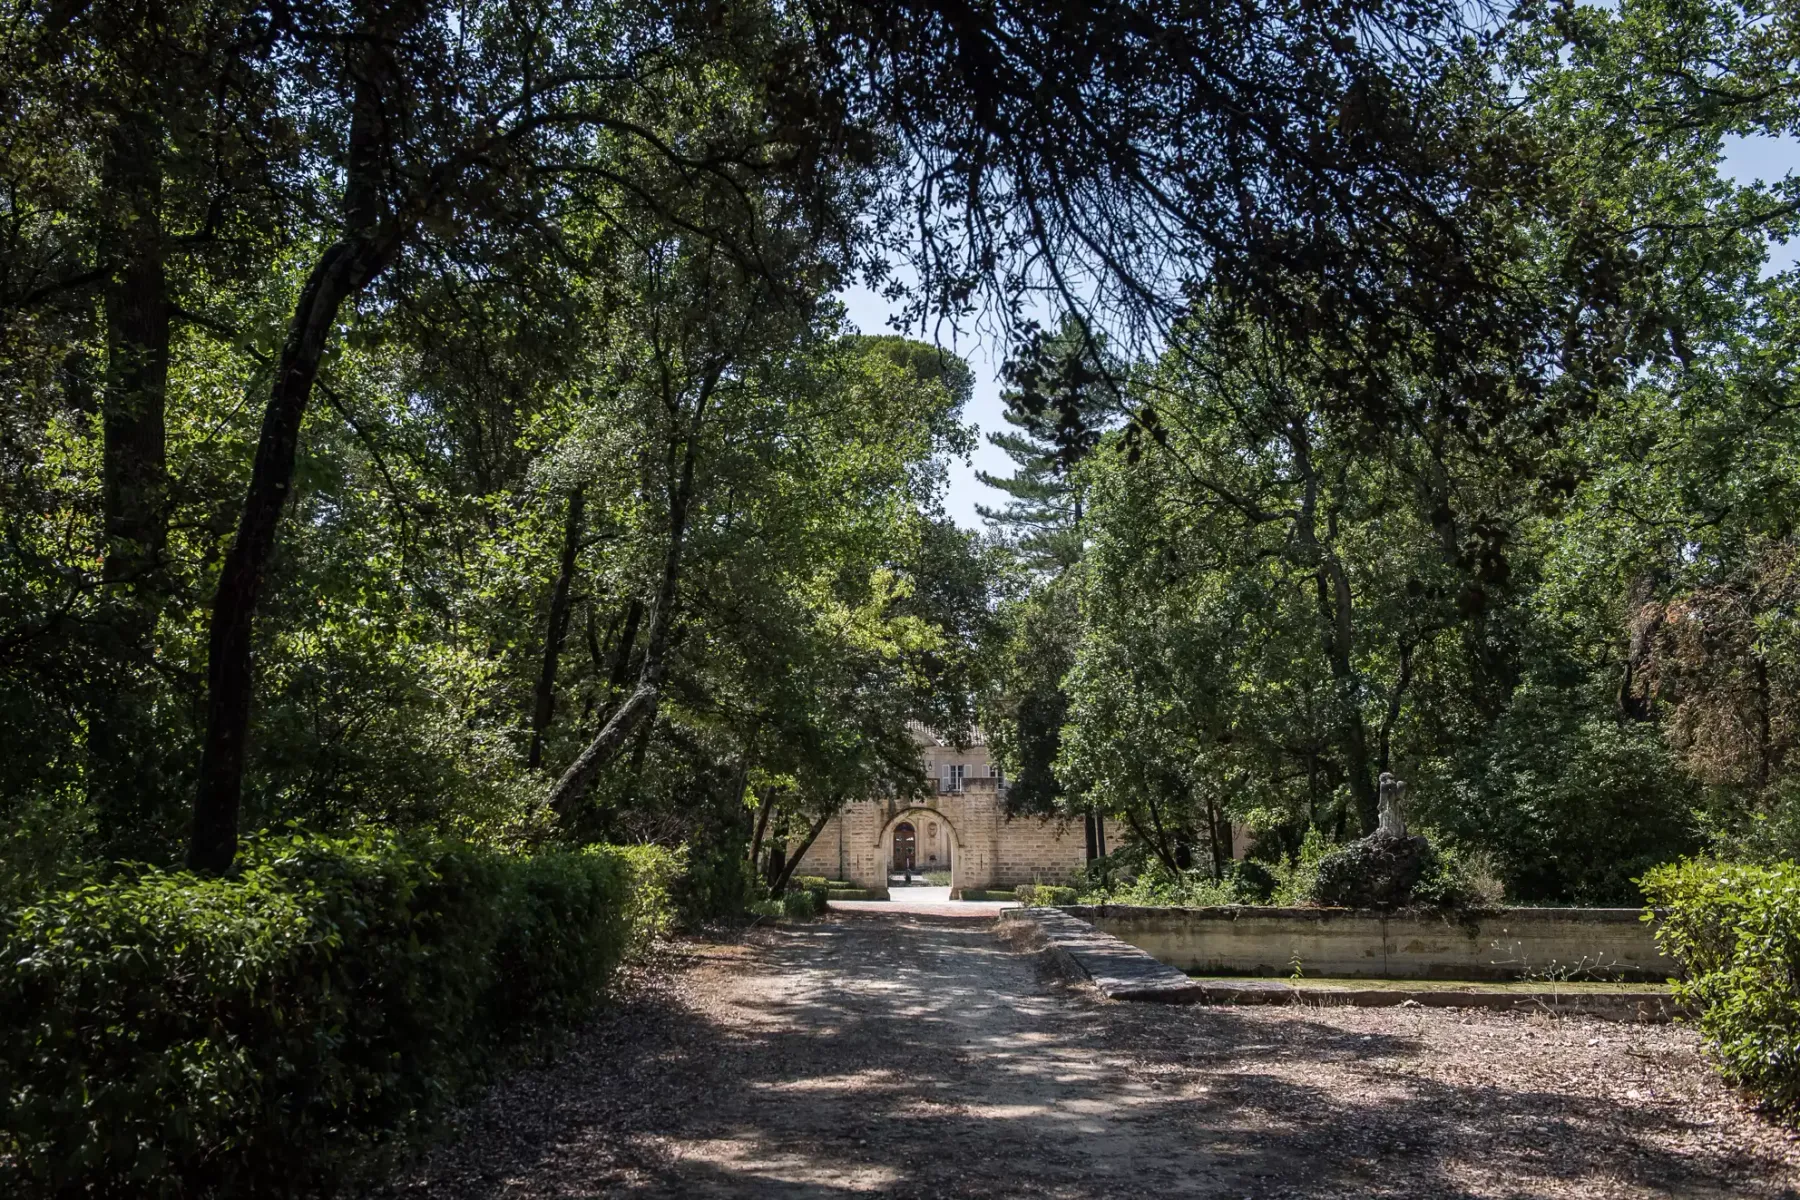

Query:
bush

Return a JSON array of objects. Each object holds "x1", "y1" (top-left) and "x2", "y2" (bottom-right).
[
  {"x1": 1016, "y1": 884, "x2": 1079, "y2": 907},
  {"x1": 1308, "y1": 829, "x2": 1496, "y2": 912},
  {"x1": 1225, "y1": 859, "x2": 1278, "y2": 903},
  {"x1": 1642, "y1": 859, "x2": 1800, "y2": 1116},
  {"x1": 786, "y1": 877, "x2": 830, "y2": 913},
  {"x1": 0, "y1": 831, "x2": 681, "y2": 1197},
  {"x1": 1076, "y1": 859, "x2": 1236, "y2": 907},
  {"x1": 1311, "y1": 832, "x2": 1437, "y2": 909},
  {"x1": 781, "y1": 889, "x2": 822, "y2": 919}
]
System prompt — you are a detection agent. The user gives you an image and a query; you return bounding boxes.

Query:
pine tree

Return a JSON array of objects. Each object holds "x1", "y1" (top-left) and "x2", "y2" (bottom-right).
[{"x1": 975, "y1": 315, "x2": 1117, "y2": 571}]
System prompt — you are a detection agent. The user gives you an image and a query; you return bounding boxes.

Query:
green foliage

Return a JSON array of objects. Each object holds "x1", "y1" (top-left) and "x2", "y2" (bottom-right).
[
  {"x1": 1443, "y1": 685, "x2": 1700, "y2": 904},
  {"x1": 1265, "y1": 829, "x2": 1334, "y2": 906},
  {"x1": 1015, "y1": 883, "x2": 1080, "y2": 907},
  {"x1": 786, "y1": 876, "x2": 831, "y2": 913},
  {"x1": 1643, "y1": 860, "x2": 1800, "y2": 1117},
  {"x1": 0, "y1": 832, "x2": 680, "y2": 1197},
  {"x1": 1307, "y1": 827, "x2": 1505, "y2": 912},
  {"x1": 1224, "y1": 859, "x2": 1279, "y2": 904},
  {"x1": 826, "y1": 887, "x2": 888, "y2": 900},
  {"x1": 1078, "y1": 862, "x2": 1235, "y2": 907},
  {"x1": 781, "y1": 889, "x2": 823, "y2": 919}
]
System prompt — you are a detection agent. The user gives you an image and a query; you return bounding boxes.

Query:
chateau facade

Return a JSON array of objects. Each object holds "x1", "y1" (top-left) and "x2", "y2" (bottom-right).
[{"x1": 792, "y1": 727, "x2": 1126, "y2": 895}]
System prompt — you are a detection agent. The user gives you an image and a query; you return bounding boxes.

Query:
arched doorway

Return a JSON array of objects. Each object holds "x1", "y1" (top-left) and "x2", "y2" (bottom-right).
[
  {"x1": 877, "y1": 808, "x2": 965, "y2": 892},
  {"x1": 892, "y1": 822, "x2": 917, "y2": 873}
]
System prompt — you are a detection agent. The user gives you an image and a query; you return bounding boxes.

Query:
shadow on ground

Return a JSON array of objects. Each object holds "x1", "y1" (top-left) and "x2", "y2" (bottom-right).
[{"x1": 384, "y1": 913, "x2": 1799, "y2": 1200}]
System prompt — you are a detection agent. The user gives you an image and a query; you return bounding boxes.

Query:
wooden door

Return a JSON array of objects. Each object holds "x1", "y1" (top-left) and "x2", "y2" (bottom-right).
[{"x1": 892, "y1": 823, "x2": 916, "y2": 872}]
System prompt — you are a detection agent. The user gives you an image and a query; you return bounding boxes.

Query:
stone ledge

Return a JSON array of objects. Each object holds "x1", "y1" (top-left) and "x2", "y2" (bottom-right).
[
  {"x1": 1190, "y1": 978, "x2": 1680, "y2": 1021},
  {"x1": 1002, "y1": 908, "x2": 1680, "y2": 1021},
  {"x1": 1002, "y1": 907, "x2": 1207, "y2": 1003}
]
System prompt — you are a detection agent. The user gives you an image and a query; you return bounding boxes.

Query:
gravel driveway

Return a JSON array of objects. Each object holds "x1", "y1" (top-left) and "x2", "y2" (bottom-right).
[{"x1": 390, "y1": 911, "x2": 1800, "y2": 1199}]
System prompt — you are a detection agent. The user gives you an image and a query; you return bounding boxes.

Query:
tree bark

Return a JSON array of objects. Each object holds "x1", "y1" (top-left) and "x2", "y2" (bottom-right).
[
  {"x1": 748, "y1": 785, "x2": 777, "y2": 875},
  {"x1": 529, "y1": 485, "x2": 586, "y2": 769},
  {"x1": 1377, "y1": 641, "x2": 1414, "y2": 774},
  {"x1": 1286, "y1": 418, "x2": 1378, "y2": 834},
  {"x1": 99, "y1": 109, "x2": 170, "y2": 592},
  {"x1": 769, "y1": 810, "x2": 834, "y2": 896},
  {"x1": 608, "y1": 598, "x2": 645, "y2": 694},
  {"x1": 90, "y1": 105, "x2": 172, "y2": 856},
  {"x1": 1124, "y1": 811, "x2": 1181, "y2": 875},
  {"x1": 189, "y1": 7, "x2": 415, "y2": 872},
  {"x1": 546, "y1": 385, "x2": 709, "y2": 819}
]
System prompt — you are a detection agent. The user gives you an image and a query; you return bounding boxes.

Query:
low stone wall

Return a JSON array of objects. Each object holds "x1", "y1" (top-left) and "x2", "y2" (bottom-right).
[{"x1": 1063, "y1": 905, "x2": 1675, "y2": 982}]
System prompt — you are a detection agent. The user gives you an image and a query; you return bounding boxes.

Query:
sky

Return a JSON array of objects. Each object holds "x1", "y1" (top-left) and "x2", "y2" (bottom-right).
[
  {"x1": 836, "y1": 284, "x2": 1027, "y2": 533},
  {"x1": 839, "y1": 133, "x2": 1799, "y2": 533}
]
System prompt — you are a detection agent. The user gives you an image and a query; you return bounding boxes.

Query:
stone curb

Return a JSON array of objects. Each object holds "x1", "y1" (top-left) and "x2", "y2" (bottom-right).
[
  {"x1": 1003, "y1": 907, "x2": 1209, "y2": 1003},
  {"x1": 1002, "y1": 907, "x2": 1681, "y2": 1022}
]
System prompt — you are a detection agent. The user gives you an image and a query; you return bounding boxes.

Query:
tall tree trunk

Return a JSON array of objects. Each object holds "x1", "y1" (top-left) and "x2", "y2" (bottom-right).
[
  {"x1": 529, "y1": 485, "x2": 585, "y2": 769},
  {"x1": 90, "y1": 106, "x2": 172, "y2": 856},
  {"x1": 748, "y1": 785, "x2": 777, "y2": 875},
  {"x1": 189, "y1": 10, "x2": 414, "y2": 872},
  {"x1": 1420, "y1": 442, "x2": 1516, "y2": 719},
  {"x1": 546, "y1": 388, "x2": 710, "y2": 819},
  {"x1": 99, "y1": 109, "x2": 169, "y2": 593},
  {"x1": 1377, "y1": 641, "x2": 1414, "y2": 774},
  {"x1": 607, "y1": 598, "x2": 644, "y2": 694},
  {"x1": 770, "y1": 810, "x2": 834, "y2": 896},
  {"x1": 1287, "y1": 418, "x2": 1378, "y2": 834},
  {"x1": 1205, "y1": 789, "x2": 1228, "y2": 879}
]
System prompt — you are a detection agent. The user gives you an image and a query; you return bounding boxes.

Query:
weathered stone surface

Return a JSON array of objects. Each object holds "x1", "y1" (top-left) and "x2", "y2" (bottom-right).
[
  {"x1": 1004, "y1": 906, "x2": 1681, "y2": 1020},
  {"x1": 791, "y1": 773, "x2": 1126, "y2": 893},
  {"x1": 1063, "y1": 904, "x2": 1676, "y2": 982},
  {"x1": 1003, "y1": 907, "x2": 1207, "y2": 1002},
  {"x1": 1311, "y1": 829, "x2": 1436, "y2": 909}
]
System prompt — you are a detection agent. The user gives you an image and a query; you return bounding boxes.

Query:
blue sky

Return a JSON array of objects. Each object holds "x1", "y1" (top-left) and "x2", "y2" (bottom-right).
[{"x1": 841, "y1": 133, "x2": 1798, "y2": 532}]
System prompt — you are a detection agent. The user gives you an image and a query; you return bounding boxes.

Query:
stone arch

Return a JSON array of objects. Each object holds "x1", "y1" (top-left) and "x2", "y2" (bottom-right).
[{"x1": 875, "y1": 807, "x2": 963, "y2": 888}]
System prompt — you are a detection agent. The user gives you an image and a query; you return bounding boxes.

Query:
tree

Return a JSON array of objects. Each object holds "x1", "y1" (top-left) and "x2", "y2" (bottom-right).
[
  {"x1": 976, "y1": 315, "x2": 1117, "y2": 572},
  {"x1": 186, "y1": 0, "x2": 877, "y2": 870}
]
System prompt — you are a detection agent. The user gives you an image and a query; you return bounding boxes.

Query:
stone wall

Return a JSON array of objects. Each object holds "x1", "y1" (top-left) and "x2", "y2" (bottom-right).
[
  {"x1": 1066, "y1": 904, "x2": 1674, "y2": 982},
  {"x1": 790, "y1": 779, "x2": 1126, "y2": 892}
]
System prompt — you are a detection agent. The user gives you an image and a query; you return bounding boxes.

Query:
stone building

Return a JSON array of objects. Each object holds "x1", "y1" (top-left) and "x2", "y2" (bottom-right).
[{"x1": 791, "y1": 727, "x2": 1126, "y2": 895}]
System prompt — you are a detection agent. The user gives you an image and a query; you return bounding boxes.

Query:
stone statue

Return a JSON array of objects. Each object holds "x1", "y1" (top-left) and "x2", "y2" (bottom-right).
[{"x1": 1377, "y1": 772, "x2": 1408, "y2": 838}]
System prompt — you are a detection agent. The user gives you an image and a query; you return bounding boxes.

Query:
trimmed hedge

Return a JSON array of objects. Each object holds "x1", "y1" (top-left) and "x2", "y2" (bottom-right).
[
  {"x1": 1642, "y1": 859, "x2": 1800, "y2": 1116},
  {"x1": 1017, "y1": 884, "x2": 1079, "y2": 907},
  {"x1": 0, "y1": 831, "x2": 681, "y2": 1197}
]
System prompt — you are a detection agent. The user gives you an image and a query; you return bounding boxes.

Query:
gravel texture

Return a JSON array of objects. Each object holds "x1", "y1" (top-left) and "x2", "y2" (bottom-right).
[{"x1": 383, "y1": 912, "x2": 1800, "y2": 1199}]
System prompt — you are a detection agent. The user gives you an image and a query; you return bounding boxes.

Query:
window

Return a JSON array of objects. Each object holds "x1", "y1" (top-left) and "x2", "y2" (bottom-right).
[{"x1": 947, "y1": 764, "x2": 965, "y2": 791}]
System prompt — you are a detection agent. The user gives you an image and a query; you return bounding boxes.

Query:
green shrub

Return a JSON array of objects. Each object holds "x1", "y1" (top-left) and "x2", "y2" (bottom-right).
[
  {"x1": 1307, "y1": 829, "x2": 1496, "y2": 912},
  {"x1": 0, "y1": 831, "x2": 681, "y2": 1198},
  {"x1": 781, "y1": 889, "x2": 821, "y2": 919},
  {"x1": 1016, "y1": 884, "x2": 1079, "y2": 907},
  {"x1": 1225, "y1": 859, "x2": 1278, "y2": 903},
  {"x1": 785, "y1": 877, "x2": 830, "y2": 912},
  {"x1": 1641, "y1": 859, "x2": 1800, "y2": 1116},
  {"x1": 1076, "y1": 860, "x2": 1236, "y2": 907}
]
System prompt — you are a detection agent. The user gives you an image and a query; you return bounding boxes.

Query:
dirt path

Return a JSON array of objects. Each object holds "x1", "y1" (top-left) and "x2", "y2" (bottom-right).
[{"x1": 391, "y1": 912, "x2": 1800, "y2": 1199}]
